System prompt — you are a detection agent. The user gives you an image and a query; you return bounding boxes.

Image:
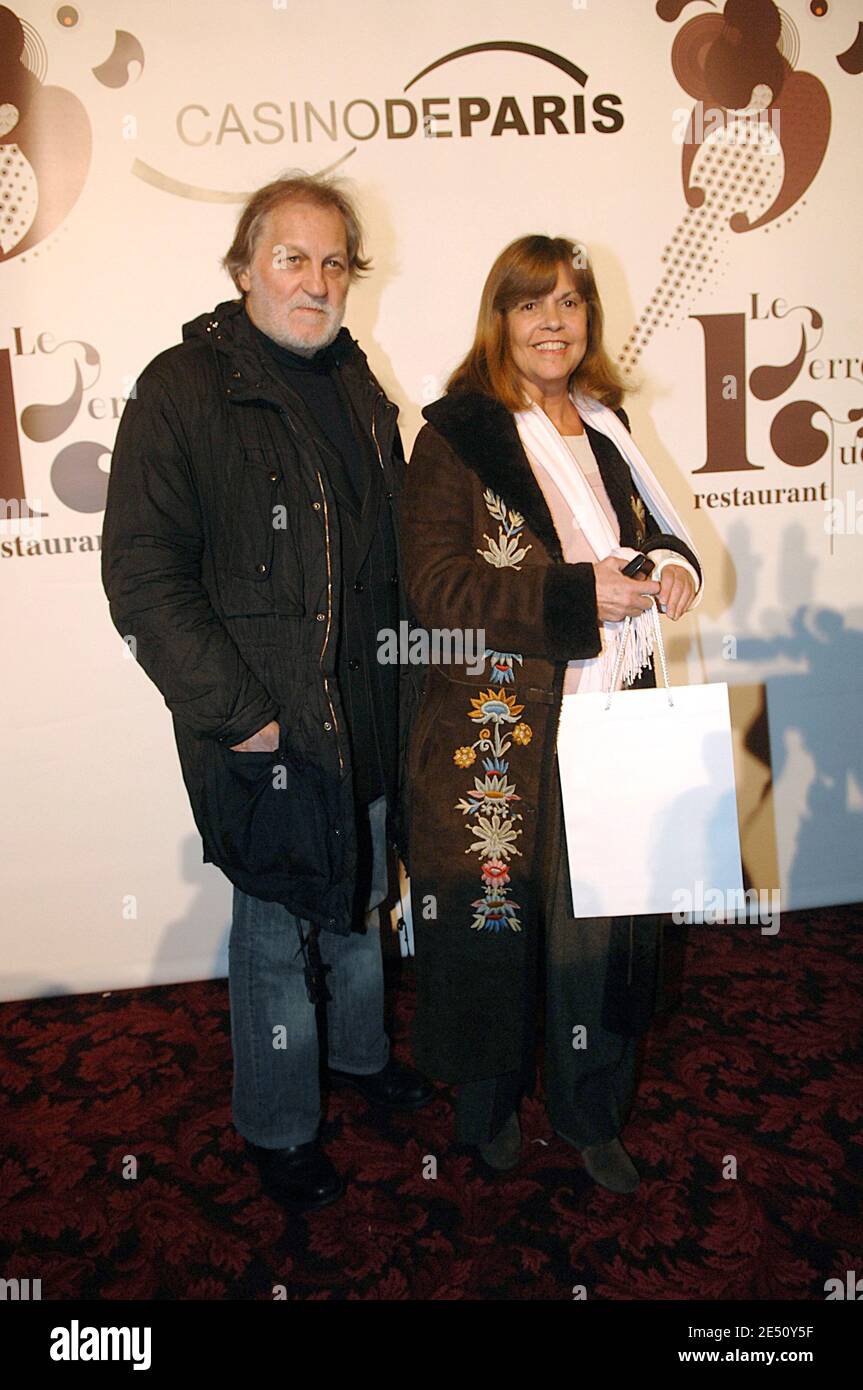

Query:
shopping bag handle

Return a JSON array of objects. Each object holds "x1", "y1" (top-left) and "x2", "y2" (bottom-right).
[{"x1": 604, "y1": 599, "x2": 674, "y2": 711}]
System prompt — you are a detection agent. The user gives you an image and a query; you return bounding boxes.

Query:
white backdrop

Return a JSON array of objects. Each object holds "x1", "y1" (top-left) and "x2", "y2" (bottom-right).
[{"x1": 1, "y1": 0, "x2": 860, "y2": 1000}]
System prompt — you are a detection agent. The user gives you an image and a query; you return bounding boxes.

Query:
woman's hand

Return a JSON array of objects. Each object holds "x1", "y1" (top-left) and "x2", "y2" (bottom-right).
[
  {"x1": 593, "y1": 556, "x2": 660, "y2": 623},
  {"x1": 657, "y1": 564, "x2": 696, "y2": 621}
]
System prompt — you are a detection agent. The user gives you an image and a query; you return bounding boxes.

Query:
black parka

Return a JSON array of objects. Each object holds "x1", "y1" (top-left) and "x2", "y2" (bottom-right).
[{"x1": 101, "y1": 297, "x2": 421, "y2": 932}]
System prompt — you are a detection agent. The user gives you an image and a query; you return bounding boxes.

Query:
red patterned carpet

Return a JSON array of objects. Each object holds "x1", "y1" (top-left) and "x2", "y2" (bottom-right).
[{"x1": 1, "y1": 905, "x2": 860, "y2": 1301}]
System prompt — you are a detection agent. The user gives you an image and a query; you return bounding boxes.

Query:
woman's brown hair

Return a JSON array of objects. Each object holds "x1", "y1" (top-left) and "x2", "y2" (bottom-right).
[{"x1": 446, "y1": 235, "x2": 626, "y2": 412}]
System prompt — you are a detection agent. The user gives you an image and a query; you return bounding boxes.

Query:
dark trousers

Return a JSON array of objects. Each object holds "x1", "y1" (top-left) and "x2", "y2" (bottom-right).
[{"x1": 455, "y1": 763, "x2": 652, "y2": 1149}]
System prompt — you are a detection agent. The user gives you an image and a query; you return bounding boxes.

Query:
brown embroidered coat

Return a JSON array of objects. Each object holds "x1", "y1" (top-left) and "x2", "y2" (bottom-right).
[{"x1": 400, "y1": 389, "x2": 701, "y2": 1084}]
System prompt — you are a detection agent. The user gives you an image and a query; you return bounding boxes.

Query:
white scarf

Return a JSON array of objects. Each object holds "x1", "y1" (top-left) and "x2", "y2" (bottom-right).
[{"x1": 514, "y1": 391, "x2": 699, "y2": 693}]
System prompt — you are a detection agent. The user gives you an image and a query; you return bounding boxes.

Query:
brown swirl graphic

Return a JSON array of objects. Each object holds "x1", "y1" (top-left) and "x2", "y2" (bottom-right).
[
  {"x1": 91, "y1": 29, "x2": 145, "y2": 88},
  {"x1": 836, "y1": 22, "x2": 863, "y2": 76},
  {"x1": 0, "y1": 5, "x2": 91, "y2": 261},
  {"x1": 620, "y1": 0, "x2": 835, "y2": 376}
]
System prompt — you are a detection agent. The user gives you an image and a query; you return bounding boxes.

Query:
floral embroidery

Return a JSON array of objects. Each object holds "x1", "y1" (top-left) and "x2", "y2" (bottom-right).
[
  {"x1": 470, "y1": 889, "x2": 520, "y2": 934},
  {"x1": 448, "y1": 491, "x2": 534, "y2": 933},
  {"x1": 481, "y1": 859, "x2": 510, "y2": 886},
  {"x1": 484, "y1": 650, "x2": 522, "y2": 683},
  {"x1": 451, "y1": 689, "x2": 531, "y2": 934},
  {"x1": 477, "y1": 494, "x2": 526, "y2": 679},
  {"x1": 468, "y1": 688, "x2": 523, "y2": 725},
  {"x1": 478, "y1": 489, "x2": 532, "y2": 569},
  {"x1": 455, "y1": 764, "x2": 520, "y2": 818}
]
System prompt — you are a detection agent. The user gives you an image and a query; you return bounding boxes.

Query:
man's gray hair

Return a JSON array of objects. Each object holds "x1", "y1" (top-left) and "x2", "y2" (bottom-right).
[{"x1": 222, "y1": 172, "x2": 372, "y2": 291}]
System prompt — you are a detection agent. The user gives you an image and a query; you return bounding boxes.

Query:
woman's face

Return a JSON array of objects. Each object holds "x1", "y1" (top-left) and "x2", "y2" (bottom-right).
[{"x1": 505, "y1": 263, "x2": 589, "y2": 401}]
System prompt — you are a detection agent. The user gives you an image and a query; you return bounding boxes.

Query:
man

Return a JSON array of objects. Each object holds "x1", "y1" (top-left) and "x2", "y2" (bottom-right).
[{"x1": 102, "y1": 174, "x2": 431, "y2": 1211}]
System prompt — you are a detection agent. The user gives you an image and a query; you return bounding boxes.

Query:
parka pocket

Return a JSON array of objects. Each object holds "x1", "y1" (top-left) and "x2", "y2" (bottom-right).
[
  {"x1": 221, "y1": 450, "x2": 305, "y2": 617},
  {"x1": 227, "y1": 449, "x2": 282, "y2": 584},
  {"x1": 203, "y1": 727, "x2": 340, "y2": 894}
]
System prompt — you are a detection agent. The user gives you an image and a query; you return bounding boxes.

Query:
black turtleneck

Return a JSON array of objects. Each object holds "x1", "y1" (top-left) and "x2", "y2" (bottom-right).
[{"x1": 248, "y1": 320, "x2": 362, "y2": 512}]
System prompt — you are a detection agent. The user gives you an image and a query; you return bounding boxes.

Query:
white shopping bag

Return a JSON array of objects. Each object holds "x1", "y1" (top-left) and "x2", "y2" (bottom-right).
[{"x1": 556, "y1": 610, "x2": 744, "y2": 918}]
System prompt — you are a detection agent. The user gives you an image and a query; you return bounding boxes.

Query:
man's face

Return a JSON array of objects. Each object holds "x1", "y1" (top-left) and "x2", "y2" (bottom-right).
[{"x1": 238, "y1": 200, "x2": 350, "y2": 355}]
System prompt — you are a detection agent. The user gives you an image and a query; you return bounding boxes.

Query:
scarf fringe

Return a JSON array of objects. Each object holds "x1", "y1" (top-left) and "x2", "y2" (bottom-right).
[{"x1": 595, "y1": 611, "x2": 655, "y2": 693}]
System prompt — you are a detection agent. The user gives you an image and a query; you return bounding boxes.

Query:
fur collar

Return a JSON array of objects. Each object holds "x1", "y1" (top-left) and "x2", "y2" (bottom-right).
[{"x1": 422, "y1": 390, "x2": 636, "y2": 560}]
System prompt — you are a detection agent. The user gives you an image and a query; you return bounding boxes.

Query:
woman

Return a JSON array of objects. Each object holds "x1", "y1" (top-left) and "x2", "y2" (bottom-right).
[{"x1": 400, "y1": 236, "x2": 702, "y2": 1191}]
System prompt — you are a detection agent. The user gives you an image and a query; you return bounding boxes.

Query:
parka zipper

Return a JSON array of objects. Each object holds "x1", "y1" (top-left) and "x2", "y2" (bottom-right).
[
  {"x1": 314, "y1": 467, "x2": 344, "y2": 774},
  {"x1": 278, "y1": 402, "x2": 345, "y2": 776},
  {"x1": 366, "y1": 391, "x2": 389, "y2": 478},
  {"x1": 370, "y1": 392, "x2": 385, "y2": 473}
]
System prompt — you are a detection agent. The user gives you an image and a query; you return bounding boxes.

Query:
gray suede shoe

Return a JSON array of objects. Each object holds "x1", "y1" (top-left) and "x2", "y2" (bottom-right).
[
  {"x1": 581, "y1": 1137, "x2": 640, "y2": 1193},
  {"x1": 478, "y1": 1112, "x2": 522, "y2": 1171}
]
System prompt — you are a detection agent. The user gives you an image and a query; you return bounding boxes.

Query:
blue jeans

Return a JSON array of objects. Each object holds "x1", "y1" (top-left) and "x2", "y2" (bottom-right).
[{"x1": 228, "y1": 795, "x2": 390, "y2": 1148}]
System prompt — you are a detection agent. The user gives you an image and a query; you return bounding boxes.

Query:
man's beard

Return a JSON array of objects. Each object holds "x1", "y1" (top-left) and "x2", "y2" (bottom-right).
[{"x1": 267, "y1": 297, "x2": 345, "y2": 357}]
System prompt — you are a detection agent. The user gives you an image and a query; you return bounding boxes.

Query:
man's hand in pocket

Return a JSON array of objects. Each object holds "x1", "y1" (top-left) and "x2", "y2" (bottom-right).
[{"x1": 230, "y1": 720, "x2": 280, "y2": 753}]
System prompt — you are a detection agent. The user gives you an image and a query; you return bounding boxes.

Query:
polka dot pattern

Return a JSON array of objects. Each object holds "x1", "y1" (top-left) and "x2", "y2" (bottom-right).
[
  {"x1": 618, "y1": 121, "x2": 785, "y2": 376},
  {"x1": 0, "y1": 144, "x2": 38, "y2": 255}
]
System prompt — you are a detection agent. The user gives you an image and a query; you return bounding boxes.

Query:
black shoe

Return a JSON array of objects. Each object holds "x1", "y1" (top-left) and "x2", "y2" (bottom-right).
[
  {"x1": 252, "y1": 1138, "x2": 345, "y2": 1210},
  {"x1": 329, "y1": 1057, "x2": 435, "y2": 1110},
  {"x1": 581, "y1": 1137, "x2": 640, "y2": 1194},
  {"x1": 478, "y1": 1111, "x2": 522, "y2": 1171}
]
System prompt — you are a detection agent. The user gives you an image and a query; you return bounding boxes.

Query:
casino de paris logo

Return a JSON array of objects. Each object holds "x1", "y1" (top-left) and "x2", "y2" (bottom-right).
[{"x1": 133, "y1": 41, "x2": 625, "y2": 199}]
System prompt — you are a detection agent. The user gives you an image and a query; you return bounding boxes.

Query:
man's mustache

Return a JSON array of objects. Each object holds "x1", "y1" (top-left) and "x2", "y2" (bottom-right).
[{"x1": 289, "y1": 299, "x2": 336, "y2": 317}]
